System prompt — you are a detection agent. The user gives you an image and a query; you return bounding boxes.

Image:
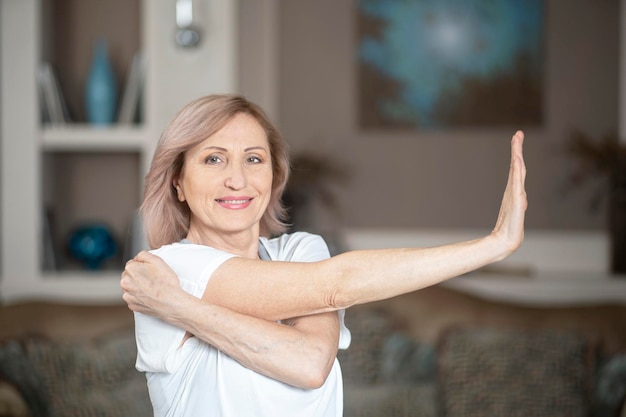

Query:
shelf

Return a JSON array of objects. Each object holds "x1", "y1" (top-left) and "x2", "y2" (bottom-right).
[
  {"x1": 444, "y1": 271, "x2": 626, "y2": 306},
  {"x1": 40, "y1": 0, "x2": 142, "y2": 125},
  {"x1": 4, "y1": 272, "x2": 126, "y2": 304},
  {"x1": 42, "y1": 151, "x2": 141, "y2": 273},
  {"x1": 43, "y1": 270, "x2": 123, "y2": 280},
  {"x1": 42, "y1": 125, "x2": 150, "y2": 151}
]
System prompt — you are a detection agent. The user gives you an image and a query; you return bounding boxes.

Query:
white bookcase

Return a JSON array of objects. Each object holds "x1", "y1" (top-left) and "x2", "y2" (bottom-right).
[{"x1": 0, "y1": 0, "x2": 238, "y2": 303}]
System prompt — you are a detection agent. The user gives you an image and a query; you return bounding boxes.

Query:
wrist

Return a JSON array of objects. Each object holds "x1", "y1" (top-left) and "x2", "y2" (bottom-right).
[
  {"x1": 485, "y1": 231, "x2": 517, "y2": 263},
  {"x1": 160, "y1": 290, "x2": 200, "y2": 328}
]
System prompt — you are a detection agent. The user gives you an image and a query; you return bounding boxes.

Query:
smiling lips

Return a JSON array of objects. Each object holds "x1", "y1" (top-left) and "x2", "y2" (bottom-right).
[{"x1": 215, "y1": 197, "x2": 253, "y2": 209}]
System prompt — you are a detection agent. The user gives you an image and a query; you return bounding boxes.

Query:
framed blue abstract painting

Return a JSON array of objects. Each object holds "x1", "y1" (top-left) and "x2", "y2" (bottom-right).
[{"x1": 357, "y1": 0, "x2": 545, "y2": 129}]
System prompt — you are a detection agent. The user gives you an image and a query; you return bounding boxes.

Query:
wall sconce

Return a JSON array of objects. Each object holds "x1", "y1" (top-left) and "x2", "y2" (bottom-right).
[{"x1": 175, "y1": 0, "x2": 201, "y2": 48}]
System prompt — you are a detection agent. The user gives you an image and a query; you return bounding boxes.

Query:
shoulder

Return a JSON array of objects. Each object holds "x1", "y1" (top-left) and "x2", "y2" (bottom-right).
[
  {"x1": 152, "y1": 241, "x2": 236, "y2": 259},
  {"x1": 150, "y1": 242, "x2": 238, "y2": 281},
  {"x1": 260, "y1": 232, "x2": 330, "y2": 262}
]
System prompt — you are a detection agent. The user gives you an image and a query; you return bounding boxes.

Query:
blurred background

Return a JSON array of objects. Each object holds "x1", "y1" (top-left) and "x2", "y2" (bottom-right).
[
  {"x1": 0, "y1": 0, "x2": 624, "y2": 301},
  {"x1": 1, "y1": 3, "x2": 625, "y2": 417}
]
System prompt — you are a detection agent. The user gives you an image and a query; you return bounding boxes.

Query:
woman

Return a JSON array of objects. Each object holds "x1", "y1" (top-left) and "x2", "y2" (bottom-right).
[{"x1": 121, "y1": 94, "x2": 527, "y2": 416}]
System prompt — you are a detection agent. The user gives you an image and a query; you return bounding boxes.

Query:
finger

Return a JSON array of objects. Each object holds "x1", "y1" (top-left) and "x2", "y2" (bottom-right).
[
  {"x1": 121, "y1": 291, "x2": 133, "y2": 307},
  {"x1": 125, "y1": 257, "x2": 139, "y2": 268},
  {"x1": 120, "y1": 274, "x2": 133, "y2": 291},
  {"x1": 514, "y1": 131, "x2": 527, "y2": 186},
  {"x1": 121, "y1": 260, "x2": 138, "y2": 278},
  {"x1": 134, "y1": 250, "x2": 159, "y2": 263},
  {"x1": 120, "y1": 266, "x2": 141, "y2": 290},
  {"x1": 512, "y1": 130, "x2": 524, "y2": 147},
  {"x1": 510, "y1": 131, "x2": 524, "y2": 165},
  {"x1": 510, "y1": 131, "x2": 527, "y2": 184}
]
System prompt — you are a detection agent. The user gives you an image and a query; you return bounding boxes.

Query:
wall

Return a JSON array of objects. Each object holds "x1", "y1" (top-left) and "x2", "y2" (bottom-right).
[{"x1": 252, "y1": 0, "x2": 619, "y2": 232}]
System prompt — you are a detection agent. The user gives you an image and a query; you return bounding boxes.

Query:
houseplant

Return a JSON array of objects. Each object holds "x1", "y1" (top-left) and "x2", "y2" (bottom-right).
[
  {"x1": 282, "y1": 152, "x2": 351, "y2": 253},
  {"x1": 567, "y1": 130, "x2": 626, "y2": 274}
]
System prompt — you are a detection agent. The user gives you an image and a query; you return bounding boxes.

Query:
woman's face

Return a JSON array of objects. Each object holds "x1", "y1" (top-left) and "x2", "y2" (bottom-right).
[{"x1": 175, "y1": 113, "x2": 273, "y2": 240}]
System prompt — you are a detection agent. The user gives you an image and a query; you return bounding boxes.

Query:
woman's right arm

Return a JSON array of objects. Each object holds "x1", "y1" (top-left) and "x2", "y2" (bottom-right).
[{"x1": 122, "y1": 131, "x2": 527, "y2": 323}]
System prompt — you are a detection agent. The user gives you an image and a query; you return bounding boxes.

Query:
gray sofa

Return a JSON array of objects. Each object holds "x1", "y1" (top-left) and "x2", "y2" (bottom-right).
[
  {"x1": 340, "y1": 286, "x2": 626, "y2": 417},
  {"x1": 0, "y1": 285, "x2": 625, "y2": 417}
]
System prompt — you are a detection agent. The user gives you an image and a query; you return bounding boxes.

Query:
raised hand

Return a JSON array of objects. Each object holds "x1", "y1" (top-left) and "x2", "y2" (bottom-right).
[{"x1": 491, "y1": 130, "x2": 527, "y2": 257}]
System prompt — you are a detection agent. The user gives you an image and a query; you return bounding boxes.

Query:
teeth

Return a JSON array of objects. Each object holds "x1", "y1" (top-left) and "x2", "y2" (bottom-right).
[{"x1": 220, "y1": 199, "x2": 249, "y2": 204}]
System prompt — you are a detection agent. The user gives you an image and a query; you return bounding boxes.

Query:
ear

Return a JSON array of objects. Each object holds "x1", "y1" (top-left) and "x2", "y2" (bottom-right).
[{"x1": 173, "y1": 180, "x2": 185, "y2": 202}]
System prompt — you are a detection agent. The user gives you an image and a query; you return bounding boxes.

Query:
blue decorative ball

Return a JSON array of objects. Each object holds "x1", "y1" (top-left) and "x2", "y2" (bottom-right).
[{"x1": 68, "y1": 224, "x2": 117, "y2": 270}]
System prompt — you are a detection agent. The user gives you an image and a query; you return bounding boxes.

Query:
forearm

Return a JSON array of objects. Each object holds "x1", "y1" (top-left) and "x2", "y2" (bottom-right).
[
  {"x1": 172, "y1": 303, "x2": 338, "y2": 389},
  {"x1": 329, "y1": 234, "x2": 508, "y2": 308}
]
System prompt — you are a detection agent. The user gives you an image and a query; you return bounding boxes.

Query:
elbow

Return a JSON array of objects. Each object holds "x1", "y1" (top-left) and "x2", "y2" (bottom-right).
[
  {"x1": 298, "y1": 362, "x2": 333, "y2": 390},
  {"x1": 296, "y1": 344, "x2": 337, "y2": 390},
  {"x1": 326, "y1": 284, "x2": 355, "y2": 312},
  {"x1": 322, "y1": 257, "x2": 357, "y2": 311}
]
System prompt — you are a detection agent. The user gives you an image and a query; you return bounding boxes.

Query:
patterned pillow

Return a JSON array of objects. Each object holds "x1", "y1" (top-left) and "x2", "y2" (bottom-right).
[
  {"x1": 338, "y1": 308, "x2": 394, "y2": 385},
  {"x1": 343, "y1": 384, "x2": 437, "y2": 417},
  {"x1": 0, "y1": 378, "x2": 32, "y2": 417},
  {"x1": 0, "y1": 332, "x2": 152, "y2": 417},
  {"x1": 380, "y1": 332, "x2": 437, "y2": 384},
  {"x1": 592, "y1": 354, "x2": 626, "y2": 417},
  {"x1": 437, "y1": 327, "x2": 594, "y2": 417},
  {"x1": 0, "y1": 339, "x2": 47, "y2": 416}
]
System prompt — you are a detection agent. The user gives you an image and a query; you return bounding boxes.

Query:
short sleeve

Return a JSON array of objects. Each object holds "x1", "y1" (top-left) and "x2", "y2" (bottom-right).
[
  {"x1": 134, "y1": 243, "x2": 237, "y2": 373},
  {"x1": 260, "y1": 232, "x2": 352, "y2": 350},
  {"x1": 260, "y1": 232, "x2": 330, "y2": 263}
]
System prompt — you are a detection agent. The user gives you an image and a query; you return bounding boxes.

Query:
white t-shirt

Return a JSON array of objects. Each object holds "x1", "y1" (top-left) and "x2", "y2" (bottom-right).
[{"x1": 134, "y1": 232, "x2": 351, "y2": 417}]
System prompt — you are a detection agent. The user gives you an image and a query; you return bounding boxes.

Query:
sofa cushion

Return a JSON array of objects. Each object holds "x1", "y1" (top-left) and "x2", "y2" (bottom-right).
[
  {"x1": 0, "y1": 378, "x2": 32, "y2": 417},
  {"x1": 437, "y1": 327, "x2": 594, "y2": 417},
  {"x1": 592, "y1": 354, "x2": 626, "y2": 417},
  {"x1": 380, "y1": 332, "x2": 437, "y2": 384},
  {"x1": 338, "y1": 308, "x2": 394, "y2": 385},
  {"x1": 0, "y1": 331, "x2": 152, "y2": 417},
  {"x1": 343, "y1": 383, "x2": 436, "y2": 417},
  {"x1": 0, "y1": 340, "x2": 47, "y2": 417}
]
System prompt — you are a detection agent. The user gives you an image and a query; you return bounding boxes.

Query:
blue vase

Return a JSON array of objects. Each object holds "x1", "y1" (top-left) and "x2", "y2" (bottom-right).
[
  {"x1": 67, "y1": 224, "x2": 118, "y2": 270},
  {"x1": 85, "y1": 39, "x2": 117, "y2": 125}
]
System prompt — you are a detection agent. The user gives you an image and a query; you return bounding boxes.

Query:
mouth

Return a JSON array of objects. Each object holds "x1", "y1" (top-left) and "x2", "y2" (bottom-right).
[
  {"x1": 215, "y1": 198, "x2": 253, "y2": 204},
  {"x1": 215, "y1": 197, "x2": 254, "y2": 210}
]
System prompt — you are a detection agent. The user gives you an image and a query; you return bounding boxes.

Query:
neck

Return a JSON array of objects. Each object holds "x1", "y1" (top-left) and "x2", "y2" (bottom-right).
[{"x1": 185, "y1": 227, "x2": 261, "y2": 259}]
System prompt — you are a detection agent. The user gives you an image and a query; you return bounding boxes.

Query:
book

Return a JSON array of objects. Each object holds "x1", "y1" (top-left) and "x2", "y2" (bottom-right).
[
  {"x1": 37, "y1": 62, "x2": 70, "y2": 125},
  {"x1": 41, "y1": 207, "x2": 59, "y2": 271},
  {"x1": 117, "y1": 51, "x2": 146, "y2": 124}
]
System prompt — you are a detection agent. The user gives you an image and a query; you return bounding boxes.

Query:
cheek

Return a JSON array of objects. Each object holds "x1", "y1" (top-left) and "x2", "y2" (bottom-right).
[
  {"x1": 178, "y1": 173, "x2": 206, "y2": 205},
  {"x1": 261, "y1": 170, "x2": 274, "y2": 194}
]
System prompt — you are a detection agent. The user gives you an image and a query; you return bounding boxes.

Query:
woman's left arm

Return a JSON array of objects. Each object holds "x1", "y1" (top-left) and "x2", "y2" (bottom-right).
[{"x1": 178, "y1": 303, "x2": 340, "y2": 389}]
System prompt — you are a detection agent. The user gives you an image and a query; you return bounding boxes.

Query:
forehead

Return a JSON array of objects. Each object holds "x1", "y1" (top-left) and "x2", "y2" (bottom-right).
[{"x1": 203, "y1": 112, "x2": 269, "y2": 148}]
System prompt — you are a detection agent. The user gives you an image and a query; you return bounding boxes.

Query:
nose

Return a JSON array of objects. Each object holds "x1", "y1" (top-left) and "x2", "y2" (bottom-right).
[{"x1": 224, "y1": 161, "x2": 247, "y2": 190}]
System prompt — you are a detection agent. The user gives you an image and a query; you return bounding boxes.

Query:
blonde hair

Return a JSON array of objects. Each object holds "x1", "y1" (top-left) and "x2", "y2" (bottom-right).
[{"x1": 141, "y1": 94, "x2": 290, "y2": 249}]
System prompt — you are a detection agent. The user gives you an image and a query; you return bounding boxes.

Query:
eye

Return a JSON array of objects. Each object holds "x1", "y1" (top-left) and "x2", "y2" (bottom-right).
[
  {"x1": 204, "y1": 155, "x2": 223, "y2": 165},
  {"x1": 247, "y1": 155, "x2": 263, "y2": 164}
]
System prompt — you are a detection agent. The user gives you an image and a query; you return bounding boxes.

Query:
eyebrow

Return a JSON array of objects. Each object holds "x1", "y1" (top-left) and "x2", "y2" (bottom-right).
[{"x1": 202, "y1": 146, "x2": 268, "y2": 152}]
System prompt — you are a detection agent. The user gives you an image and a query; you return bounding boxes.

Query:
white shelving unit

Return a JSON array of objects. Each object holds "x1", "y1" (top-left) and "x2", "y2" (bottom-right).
[
  {"x1": 42, "y1": 126, "x2": 149, "y2": 152},
  {"x1": 0, "y1": 0, "x2": 238, "y2": 304}
]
